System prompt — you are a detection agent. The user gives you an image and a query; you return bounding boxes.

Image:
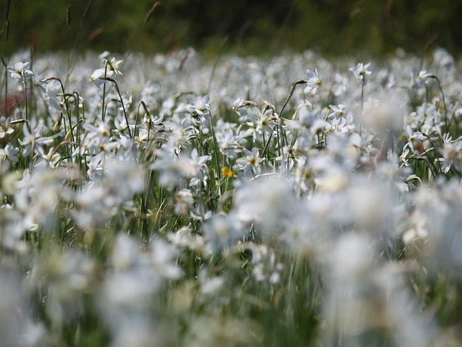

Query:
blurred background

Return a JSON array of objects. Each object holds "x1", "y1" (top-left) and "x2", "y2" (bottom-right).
[{"x1": 1, "y1": 0, "x2": 462, "y2": 56}]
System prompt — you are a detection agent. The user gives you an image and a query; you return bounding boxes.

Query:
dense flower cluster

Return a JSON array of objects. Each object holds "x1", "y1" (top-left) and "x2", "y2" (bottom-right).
[{"x1": 0, "y1": 47, "x2": 462, "y2": 346}]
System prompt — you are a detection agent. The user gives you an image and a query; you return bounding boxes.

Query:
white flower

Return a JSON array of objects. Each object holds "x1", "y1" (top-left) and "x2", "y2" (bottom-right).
[
  {"x1": 0, "y1": 117, "x2": 14, "y2": 138},
  {"x1": 174, "y1": 188, "x2": 194, "y2": 215},
  {"x1": 399, "y1": 147, "x2": 410, "y2": 167},
  {"x1": 7, "y1": 62, "x2": 33, "y2": 81},
  {"x1": 233, "y1": 175, "x2": 295, "y2": 235},
  {"x1": 203, "y1": 213, "x2": 244, "y2": 251},
  {"x1": 189, "y1": 95, "x2": 210, "y2": 115},
  {"x1": 439, "y1": 136, "x2": 462, "y2": 173},
  {"x1": 150, "y1": 152, "x2": 196, "y2": 188},
  {"x1": 235, "y1": 147, "x2": 263, "y2": 174},
  {"x1": 418, "y1": 70, "x2": 431, "y2": 82},
  {"x1": 0, "y1": 143, "x2": 19, "y2": 163},
  {"x1": 328, "y1": 104, "x2": 345, "y2": 118},
  {"x1": 89, "y1": 57, "x2": 123, "y2": 87},
  {"x1": 349, "y1": 62, "x2": 372, "y2": 80},
  {"x1": 304, "y1": 69, "x2": 322, "y2": 95},
  {"x1": 106, "y1": 57, "x2": 124, "y2": 75}
]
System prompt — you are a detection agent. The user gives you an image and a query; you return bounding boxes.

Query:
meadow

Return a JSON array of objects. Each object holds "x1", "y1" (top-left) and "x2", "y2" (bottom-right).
[{"x1": 1, "y1": 47, "x2": 462, "y2": 346}]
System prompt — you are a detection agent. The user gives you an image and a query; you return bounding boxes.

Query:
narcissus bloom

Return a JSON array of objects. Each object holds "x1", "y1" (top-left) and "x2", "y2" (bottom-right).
[
  {"x1": 349, "y1": 62, "x2": 372, "y2": 80},
  {"x1": 7, "y1": 62, "x2": 33, "y2": 81},
  {"x1": 304, "y1": 69, "x2": 322, "y2": 95}
]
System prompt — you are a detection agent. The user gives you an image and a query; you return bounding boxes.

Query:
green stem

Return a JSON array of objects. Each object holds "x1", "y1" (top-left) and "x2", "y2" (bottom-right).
[
  {"x1": 208, "y1": 110, "x2": 222, "y2": 197},
  {"x1": 101, "y1": 63, "x2": 108, "y2": 122},
  {"x1": 428, "y1": 75, "x2": 448, "y2": 135},
  {"x1": 360, "y1": 75, "x2": 365, "y2": 137},
  {"x1": 23, "y1": 78, "x2": 28, "y2": 122},
  {"x1": 262, "y1": 80, "x2": 307, "y2": 159},
  {"x1": 101, "y1": 77, "x2": 132, "y2": 139}
]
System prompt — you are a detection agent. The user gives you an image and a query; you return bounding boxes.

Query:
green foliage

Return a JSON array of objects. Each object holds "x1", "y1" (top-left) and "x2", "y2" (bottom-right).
[{"x1": 2, "y1": 0, "x2": 462, "y2": 56}]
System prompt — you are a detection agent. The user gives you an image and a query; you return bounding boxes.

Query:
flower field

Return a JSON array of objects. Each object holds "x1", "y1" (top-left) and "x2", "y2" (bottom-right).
[{"x1": 1, "y1": 47, "x2": 462, "y2": 346}]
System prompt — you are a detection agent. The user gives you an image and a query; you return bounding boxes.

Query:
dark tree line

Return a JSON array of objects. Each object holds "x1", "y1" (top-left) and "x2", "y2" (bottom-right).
[{"x1": 1, "y1": 0, "x2": 461, "y2": 56}]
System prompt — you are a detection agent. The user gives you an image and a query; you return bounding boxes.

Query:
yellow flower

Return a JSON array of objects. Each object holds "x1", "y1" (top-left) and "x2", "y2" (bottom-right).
[{"x1": 222, "y1": 167, "x2": 233, "y2": 178}]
